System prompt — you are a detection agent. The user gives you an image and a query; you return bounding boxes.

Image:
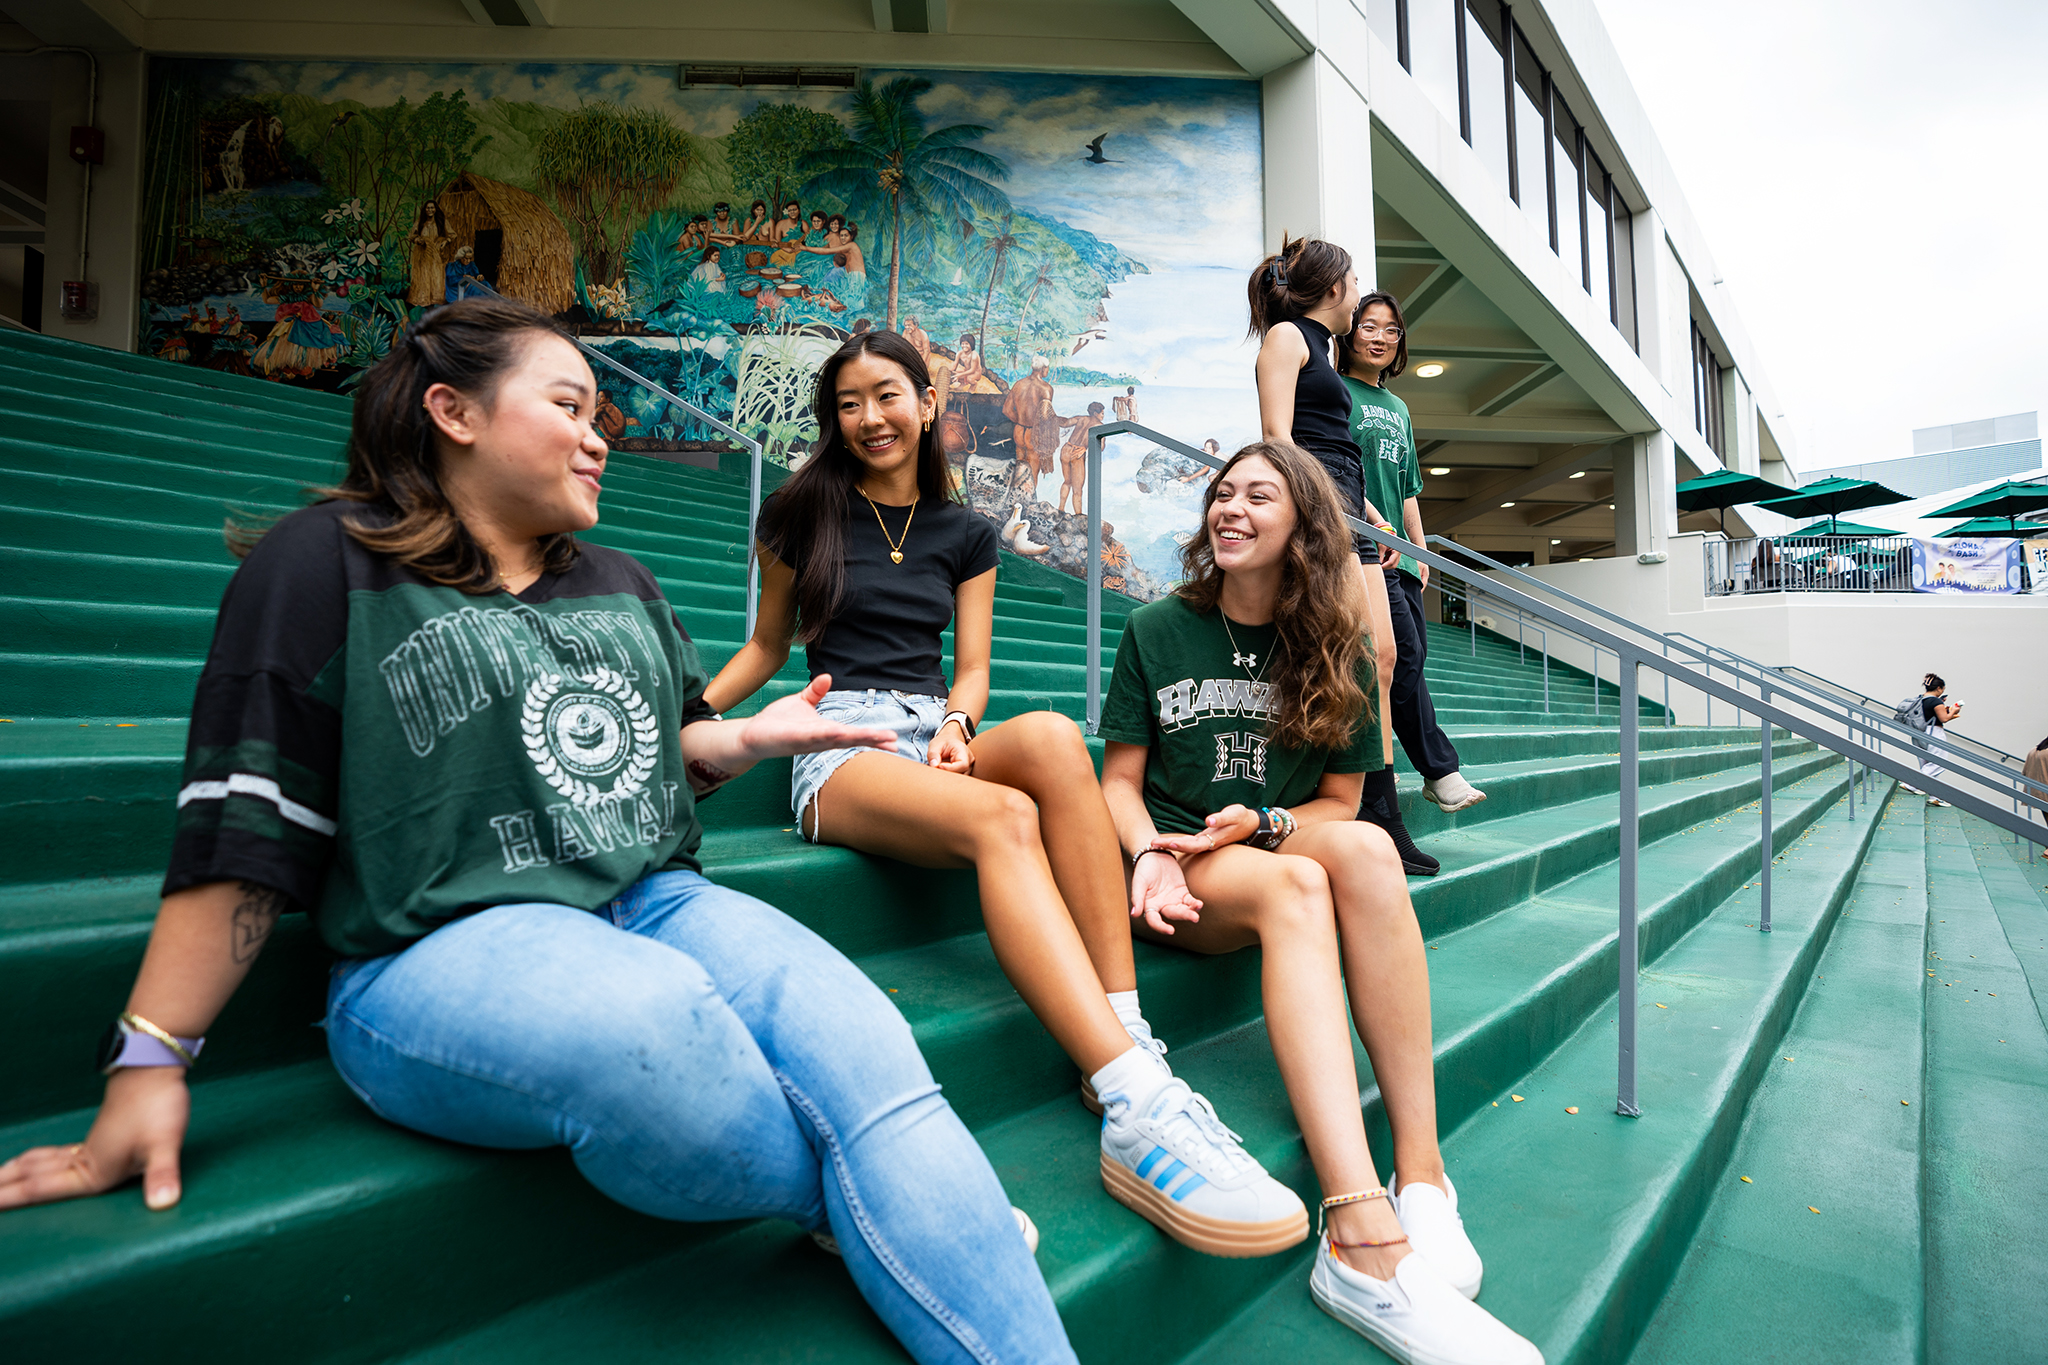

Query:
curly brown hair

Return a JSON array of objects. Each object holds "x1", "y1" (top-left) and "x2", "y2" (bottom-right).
[{"x1": 1176, "y1": 440, "x2": 1373, "y2": 751}]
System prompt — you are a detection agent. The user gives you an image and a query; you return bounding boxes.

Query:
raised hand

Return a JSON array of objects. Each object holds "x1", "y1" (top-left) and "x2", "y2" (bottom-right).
[
  {"x1": 0, "y1": 1068, "x2": 190, "y2": 1213},
  {"x1": 1129, "y1": 851, "x2": 1203, "y2": 936},
  {"x1": 737, "y1": 675, "x2": 899, "y2": 761}
]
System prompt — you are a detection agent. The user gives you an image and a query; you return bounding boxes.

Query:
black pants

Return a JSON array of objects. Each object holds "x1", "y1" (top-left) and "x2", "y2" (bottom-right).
[{"x1": 1384, "y1": 569, "x2": 1461, "y2": 781}]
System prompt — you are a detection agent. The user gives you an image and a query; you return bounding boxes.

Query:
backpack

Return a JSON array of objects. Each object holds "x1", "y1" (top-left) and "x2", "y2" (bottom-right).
[{"x1": 1894, "y1": 695, "x2": 1931, "y2": 732}]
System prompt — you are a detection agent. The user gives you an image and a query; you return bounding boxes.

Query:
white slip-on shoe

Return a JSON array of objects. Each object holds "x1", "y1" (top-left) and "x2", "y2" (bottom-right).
[
  {"x1": 1423, "y1": 771, "x2": 1488, "y2": 814},
  {"x1": 813, "y1": 1206, "x2": 1039, "y2": 1257},
  {"x1": 1100, "y1": 1078, "x2": 1307, "y2": 1257},
  {"x1": 1310, "y1": 1239, "x2": 1543, "y2": 1365},
  {"x1": 1392, "y1": 1174, "x2": 1483, "y2": 1299}
]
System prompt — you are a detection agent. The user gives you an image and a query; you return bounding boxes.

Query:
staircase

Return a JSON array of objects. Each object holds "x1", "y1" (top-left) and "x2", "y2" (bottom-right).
[{"x1": 3, "y1": 328, "x2": 2043, "y2": 1365}]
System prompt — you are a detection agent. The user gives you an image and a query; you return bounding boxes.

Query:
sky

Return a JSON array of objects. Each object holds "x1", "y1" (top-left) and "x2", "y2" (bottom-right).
[{"x1": 1590, "y1": 0, "x2": 2048, "y2": 475}]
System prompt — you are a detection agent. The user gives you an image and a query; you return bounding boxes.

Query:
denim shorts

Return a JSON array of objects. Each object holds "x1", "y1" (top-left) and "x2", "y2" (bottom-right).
[{"x1": 791, "y1": 688, "x2": 947, "y2": 841}]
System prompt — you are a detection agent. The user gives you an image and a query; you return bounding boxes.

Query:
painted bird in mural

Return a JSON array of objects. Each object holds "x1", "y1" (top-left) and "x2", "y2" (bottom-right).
[{"x1": 1080, "y1": 134, "x2": 1121, "y2": 165}]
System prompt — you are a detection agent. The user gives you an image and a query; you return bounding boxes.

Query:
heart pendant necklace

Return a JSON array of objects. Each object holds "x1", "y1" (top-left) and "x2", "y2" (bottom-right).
[{"x1": 860, "y1": 488, "x2": 918, "y2": 564}]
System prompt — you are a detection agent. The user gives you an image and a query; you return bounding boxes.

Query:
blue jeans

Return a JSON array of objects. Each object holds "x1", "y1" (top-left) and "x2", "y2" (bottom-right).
[{"x1": 325, "y1": 869, "x2": 1075, "y2": 1365}]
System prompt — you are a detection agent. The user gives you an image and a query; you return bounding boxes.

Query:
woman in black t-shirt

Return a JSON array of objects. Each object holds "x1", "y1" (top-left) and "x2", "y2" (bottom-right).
[
  {"x1": 1247, "y1": 239, "x2": 1424, "y2": 875},
  {"x1": 1098, "y1": 442, "x2": 1539, "y2": 1365},
  {"x1": 709, "y1": 332, "x2": 1304, "y2": 1262}
]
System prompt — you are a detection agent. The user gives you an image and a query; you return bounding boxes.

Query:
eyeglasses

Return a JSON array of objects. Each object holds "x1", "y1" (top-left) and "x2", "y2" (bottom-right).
[{"x1": 1355, "y1": 324, "x2": 1403, "y2": 341}]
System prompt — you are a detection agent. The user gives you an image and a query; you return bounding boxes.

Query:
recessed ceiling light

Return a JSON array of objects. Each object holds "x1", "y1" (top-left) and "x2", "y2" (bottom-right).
[
  {"x1": 1569, "y1": 471, "x2": 1586, "y2": 479},
  {"x1": 1415, "y1": 362, "x2": 1446, "y2": 378},
  {"x1": 1551, "y1": 538, "x2": 1562, "y2": 545},
  {"x1": 1579, "y1": 556, "x2": 1596, "y2": 562},
  {"x1": 1608, "y1": 504, "x2": 1616, "y2": 510},
  {"x1": 1500, "y1": 501, "x2": 1516, "y2": 508},
  {"x1": 1430, "y1": 466, "x2": 1450, "y2": 476}
]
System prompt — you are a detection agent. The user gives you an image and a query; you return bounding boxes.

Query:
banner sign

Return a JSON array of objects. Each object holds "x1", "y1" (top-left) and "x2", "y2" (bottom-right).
[
  {"x1": 2024, "y1": 540, "x2": 2048, "y2": 594},
  {"x1": 1910, "y1": 537, "x2": 2021, "y2": 594}
]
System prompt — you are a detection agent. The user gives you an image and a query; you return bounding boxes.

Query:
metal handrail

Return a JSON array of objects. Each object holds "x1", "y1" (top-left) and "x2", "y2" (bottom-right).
[
  {"x1": 1429, "y1": 532, "x2": 2044, "y2": 814},
  {"x1": 471, "y1": 281, "x2": 768, "y2": 636},
  {"x1": 1079, "y1": 419, "x2": 2046, "y2": 1122},
  {"x1": 1774, "y1": 664, "x2": 2035, "y2": 773}
]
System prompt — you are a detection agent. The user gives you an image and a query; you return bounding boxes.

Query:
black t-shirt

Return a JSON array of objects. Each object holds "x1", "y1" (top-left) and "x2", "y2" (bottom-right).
[
  {"x1": 1284, "y1": 317, "x2": 1364, "y2": 510},
  {"x1": 1922, "y1": 695, "x2": 1943, "y2": 726},
  {"x1": 762, "y1": 491, "x2": 1002, "y2": 695},
  {"x1": 164, "y1": 500, "x2": 718, "y2": 957}
]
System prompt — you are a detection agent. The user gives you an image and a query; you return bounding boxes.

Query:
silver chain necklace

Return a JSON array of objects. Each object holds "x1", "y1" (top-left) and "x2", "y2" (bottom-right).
[{"x1": 1219, "y1": 614, "x2": 1270, "y2": 682}]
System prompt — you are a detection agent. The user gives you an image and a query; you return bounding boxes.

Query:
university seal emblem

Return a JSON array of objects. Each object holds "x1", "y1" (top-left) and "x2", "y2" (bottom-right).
[{"x1": 521, "y1": 667, "x2": 659, "y2": 808}]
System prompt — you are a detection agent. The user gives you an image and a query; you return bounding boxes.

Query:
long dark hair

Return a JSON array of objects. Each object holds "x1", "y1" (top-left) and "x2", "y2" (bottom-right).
[
  {"x1": 1177, "y1": 440, "x2": 1372, "y2": 751},
  {"x1": 230, "y1": 296, "x2": 583, "y2": 592},
  {"x1": 756, "y1": 330, "x2": 957, "y2": 643},
  {"x1": 1338, "y1": 288, "x2": 1410, "y2": 382},
  {"x1": 1246, "y1": 235, "x2": 1353, "y2": 338}
]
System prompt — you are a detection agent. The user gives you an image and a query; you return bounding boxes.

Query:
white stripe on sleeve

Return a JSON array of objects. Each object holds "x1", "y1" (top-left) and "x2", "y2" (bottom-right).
[{"x1": 176, "y1": 772, "x2": 338, "y2": 837}]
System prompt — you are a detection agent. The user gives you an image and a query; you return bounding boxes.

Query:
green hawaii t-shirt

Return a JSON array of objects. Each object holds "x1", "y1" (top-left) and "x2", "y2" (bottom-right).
[
  {"x1": 164, "y1": 501, "x2": 716, "y2": 957},
  {"x1": 1096, "y1": 594, "x2": 1380, "y2": 836},
  {"x1": 1343, "y1": 375, "x2": 1425, "y2": 579}
]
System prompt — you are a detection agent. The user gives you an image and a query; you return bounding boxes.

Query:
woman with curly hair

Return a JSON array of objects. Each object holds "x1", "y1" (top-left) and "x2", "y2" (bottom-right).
[{"x1": 1097, "y1": 441, "x2": 1539, "y2": 1365}]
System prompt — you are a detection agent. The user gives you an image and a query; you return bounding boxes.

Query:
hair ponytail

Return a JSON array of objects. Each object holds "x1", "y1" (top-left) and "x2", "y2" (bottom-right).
[{"x1": 1246, "y1": 235, "x2": 1354, "y2": 338}]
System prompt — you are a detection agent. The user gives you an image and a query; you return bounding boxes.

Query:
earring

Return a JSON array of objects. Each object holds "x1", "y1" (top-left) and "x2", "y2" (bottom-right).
[{"x1": 923, "y1": 416, "x2": 933, "y2": 432}]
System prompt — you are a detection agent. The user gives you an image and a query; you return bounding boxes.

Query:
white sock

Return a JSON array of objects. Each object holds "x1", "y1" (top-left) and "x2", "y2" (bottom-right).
[
  {"x1": 1089, "y1": 1043, "x2": 1171, "y2": 1115},
  {"x1": 1106, "y1": 989, "x2": 1146, "y2": 1035}
]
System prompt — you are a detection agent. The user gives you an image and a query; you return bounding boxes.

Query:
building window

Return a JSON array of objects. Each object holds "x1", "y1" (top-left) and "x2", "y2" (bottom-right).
[
  {"x1": 1692, "y1": 319, "x2": 1726, "y2": 455},
  {"x1": 1464, "y1": 1, "x2": 1510, "y2": 186},
  {"x1": 1612, "y1": 189, "x2": 1637, "y2": 351},
  {"x1": 1585, "y1": 148, "x2": 1611, "y2": 315},
  {"x1": 1510, "y1": 29, "x2": 1550, "y2": 245},
  {"x1": 1552, "y1": 91, "x2": 1583, "y2": 284},
  {"x1": 1410, "y1": 0, "x2": 1463, "y2": 132}
]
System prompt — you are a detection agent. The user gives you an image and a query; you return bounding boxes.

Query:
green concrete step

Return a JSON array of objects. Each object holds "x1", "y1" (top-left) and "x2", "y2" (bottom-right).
[{"x1": 1628, "y1": 794, "x2": 1931, "y2": 1365}]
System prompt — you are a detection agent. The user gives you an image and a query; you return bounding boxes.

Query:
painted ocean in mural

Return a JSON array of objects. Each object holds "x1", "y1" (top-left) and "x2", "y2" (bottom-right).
[{"x1": 136, "y1": 60, "x2": 1264, "y2": 597}]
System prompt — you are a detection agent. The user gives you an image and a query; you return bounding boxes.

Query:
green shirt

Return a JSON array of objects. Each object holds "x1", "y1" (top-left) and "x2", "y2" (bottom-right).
[
  {"x1": 1096, "y1": 594, "x2": 1381, "y2": 836},
  {"x1": 165, "y1": 501, "x2": 716, "y2": 957},
  {"x1": 1343, "y1": 375, "x2": 1425, "y2": 579}
]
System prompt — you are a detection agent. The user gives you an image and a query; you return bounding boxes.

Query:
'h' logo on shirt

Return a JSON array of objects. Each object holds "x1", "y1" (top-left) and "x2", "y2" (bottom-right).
[{"x1": 1213, "y1": 731, "x2": 1268, "y2": 784}]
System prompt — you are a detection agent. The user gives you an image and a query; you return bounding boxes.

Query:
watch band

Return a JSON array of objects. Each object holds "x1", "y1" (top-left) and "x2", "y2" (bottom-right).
[
  {"x1": 99, "y1": 1013, "x2": 204, "y2": 1075},
  {"x1": 941, "y1": 710, "x2": 977, "y2": 742}
]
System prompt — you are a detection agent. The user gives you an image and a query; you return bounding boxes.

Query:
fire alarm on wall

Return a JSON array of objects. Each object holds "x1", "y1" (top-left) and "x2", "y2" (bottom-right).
[{"x1": 69, "y1": 126, "x2": 104, "y2": 165}]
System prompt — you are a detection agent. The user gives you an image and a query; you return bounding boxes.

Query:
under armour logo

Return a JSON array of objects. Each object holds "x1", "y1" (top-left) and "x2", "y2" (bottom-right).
[{"x1": 1232, "y1": 651, "x2": 1257, "y2": 670}]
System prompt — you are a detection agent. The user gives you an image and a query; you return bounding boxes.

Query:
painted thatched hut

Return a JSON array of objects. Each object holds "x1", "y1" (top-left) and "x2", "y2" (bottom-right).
[{"x1": 435, "y1": 172, "x2": 574, "y2": 316}]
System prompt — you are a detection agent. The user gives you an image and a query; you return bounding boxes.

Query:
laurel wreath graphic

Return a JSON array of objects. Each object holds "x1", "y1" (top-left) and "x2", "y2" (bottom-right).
[{"x1": 521, "y1": 667, "x2": 660, "y2": 809}]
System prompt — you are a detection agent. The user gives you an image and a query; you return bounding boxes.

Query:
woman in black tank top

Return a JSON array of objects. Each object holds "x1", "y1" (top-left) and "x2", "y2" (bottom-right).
[{"x1": 1248, "y1": 238, "x2": 1432, "y2": 876}]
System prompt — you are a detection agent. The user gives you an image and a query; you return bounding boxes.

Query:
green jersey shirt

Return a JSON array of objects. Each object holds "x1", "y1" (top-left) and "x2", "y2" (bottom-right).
[
  {"x1": 1096, "y1": 594, "x2": 1380, "y2": 836},
  {"x1": 165, "y1": 501, "x2": 718, "y2": 957},
  {"x1": 1343, "y1": 375, "x2": 1425, "y2": 579}
]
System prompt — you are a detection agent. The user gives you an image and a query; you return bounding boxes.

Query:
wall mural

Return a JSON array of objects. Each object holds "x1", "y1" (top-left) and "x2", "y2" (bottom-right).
[{"x1": 138, "y1": 60, "x2": 1264, "y2": 598}]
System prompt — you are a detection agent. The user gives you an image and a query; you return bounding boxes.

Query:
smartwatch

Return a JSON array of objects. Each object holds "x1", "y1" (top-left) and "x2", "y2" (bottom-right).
[
  {"x1": 941, "y1": 710, "x2": 977, "y2": 742},
  {"x1": 97, "y1": 1013, "x2": 204, "y2": 1076}
]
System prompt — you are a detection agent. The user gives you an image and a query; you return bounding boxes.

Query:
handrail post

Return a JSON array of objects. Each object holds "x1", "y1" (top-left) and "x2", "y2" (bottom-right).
[
  {"x1": 1617, "y1": 646, "x2": 1641, "y2": 1117},
  {"x1": 1760, "y1": 681, "x2": 1774, "y2": 933},
  {"x1": 745, "y1": 440, "x2": 762, "y2": 640},
  {"x1": 1085, "y1": 430, "x2": 1104, "y2": 733}
]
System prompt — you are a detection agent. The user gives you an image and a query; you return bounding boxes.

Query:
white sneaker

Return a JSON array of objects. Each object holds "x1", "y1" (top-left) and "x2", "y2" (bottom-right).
[
  {"x1": 1423, "y1": 772, "x2": 1488, "y2": 814},
  {"x1": 1099, "y1": 1077, "x2": 1307, "y2": 1257},
  {"x1": 813, "y1": 1206, "x2": 1039, "y2": 1257},
  {"x1": 1927, "y1": 797, "x2": 1951, "y2": 808},
  {"x1": 1310, "y1": 1237, "x2": 1543, "y2": 1365},
  {"x1": 1080, "y1": 1020, "x2": 1170, "y2": 1115},
  {"x1": 1392, "y1": 1174, "x2": 1484, "y2": 1299}
]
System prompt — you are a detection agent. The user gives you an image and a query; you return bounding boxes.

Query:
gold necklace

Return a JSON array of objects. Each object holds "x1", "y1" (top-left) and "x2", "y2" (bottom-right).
[
  {"x1": 1219, "y1": 613, "x2": 1270, "y2": 682},
  {"x1": 859, "y1": 487, "x2": 918, "y2": 564}
]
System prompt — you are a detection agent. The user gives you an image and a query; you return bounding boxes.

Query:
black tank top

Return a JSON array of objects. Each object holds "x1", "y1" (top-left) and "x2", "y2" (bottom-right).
[{"x1": 1283, "y1": 317, "x2": 1364, "y2": 506}]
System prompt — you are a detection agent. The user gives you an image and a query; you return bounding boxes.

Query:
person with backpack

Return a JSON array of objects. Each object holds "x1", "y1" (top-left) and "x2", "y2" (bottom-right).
[{"x1": 1897, "y1": 672, "x2": 1962, "y2": 806}]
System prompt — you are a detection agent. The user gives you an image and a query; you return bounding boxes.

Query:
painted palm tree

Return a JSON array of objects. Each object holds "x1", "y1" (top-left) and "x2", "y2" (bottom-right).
[
  {"x1": 801, "y1": 75, "x2": 1011, "y2": 331},
  {"x1": 968, "y1": 214, "x2": 1021, "y2": 362},
  {"x1": 1009, "y1": 258, "x2": 1057, "y2": 370}
]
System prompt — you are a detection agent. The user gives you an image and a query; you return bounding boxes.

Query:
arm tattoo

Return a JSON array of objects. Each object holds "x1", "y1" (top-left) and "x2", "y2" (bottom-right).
[
  {"x1": 229, "y1": 881, "x2": 284, "y2": 964},
  {"x1": 686, "y1": 757, "x2": 736, "y2": 796}
]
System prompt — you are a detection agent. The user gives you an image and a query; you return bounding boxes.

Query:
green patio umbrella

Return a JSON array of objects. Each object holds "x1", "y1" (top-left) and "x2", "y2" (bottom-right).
[
  {"x1": 1937, "y1": 516, "x2": 2047, "y2": 538},
  {"x1": 1675, "y1": 469, "x2": 1785, "y2": 534},
  {"x1": 1786, "y1": 519, "x2": 1896, "y2": 539},
  {"x1": 1926, "y1": 480, "x2": 2048, "y2": 536},
  {"x1": 1755, "y1": 476, "x2": 1911, "y2": 535}
]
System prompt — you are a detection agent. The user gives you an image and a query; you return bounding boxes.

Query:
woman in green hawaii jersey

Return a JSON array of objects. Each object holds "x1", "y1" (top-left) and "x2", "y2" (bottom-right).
[
  {"x1": 1339, "y1": 292, "x2": 1488, "y2": 827},
  {"x1": 0, "y1": 298, "x2": 1077, "y2": 1365},
  {"x1": 1097, "y1": 441, "x2": 1541, "y2": 1365},
  {"x1": 707, "y1": 330, "x2": 1311, "y2": 1262}
]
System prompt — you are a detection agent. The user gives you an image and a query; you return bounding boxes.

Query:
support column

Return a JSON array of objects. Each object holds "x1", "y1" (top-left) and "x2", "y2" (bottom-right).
[{"x1": 1260, "y1": 53, "x2": 1377, "y2": 286}]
